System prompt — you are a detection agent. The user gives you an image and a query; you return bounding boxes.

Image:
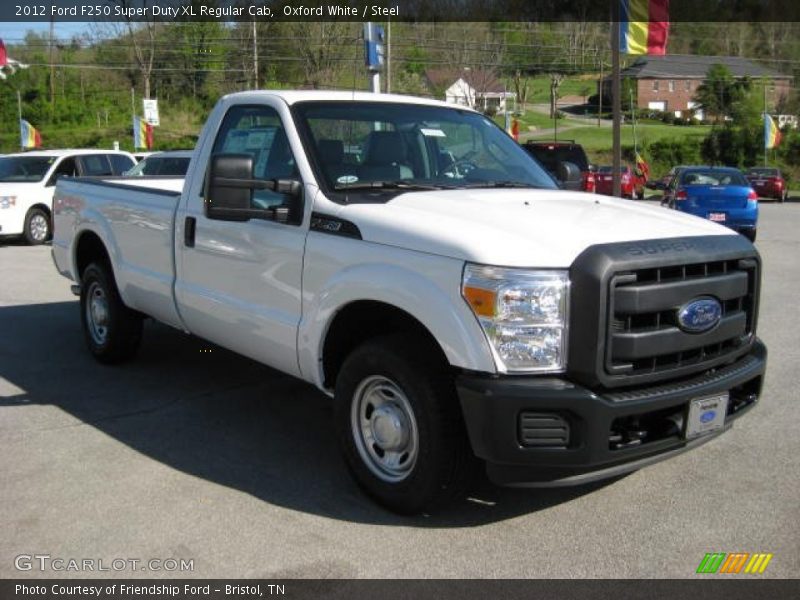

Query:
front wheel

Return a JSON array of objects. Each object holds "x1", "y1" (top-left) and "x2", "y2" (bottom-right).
[
  {"x1": 334, "y1": 335, "x2": 473, "y2": 514},
  {"x1": 80, "y1": 262, "x2": 143, "y2": 364},
  {"x1": 23, "y1": 207, "x2": 51, "y2": 245}
]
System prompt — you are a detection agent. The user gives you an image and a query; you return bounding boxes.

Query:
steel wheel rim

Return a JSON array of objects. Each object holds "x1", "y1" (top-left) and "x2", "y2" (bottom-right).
[
  {"x1": 85, "y1": 281, "x2": 110, "y2": 346},
  {"x1": 351, "y1": 375, "x2": 419, "y2": 483},
  {"x1": 29, "y1": 214, "x2": 48, "y2": 242}
]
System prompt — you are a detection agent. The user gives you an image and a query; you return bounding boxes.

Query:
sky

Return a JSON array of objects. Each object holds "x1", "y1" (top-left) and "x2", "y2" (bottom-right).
[{"x1": 0, "y1": 22, "x2": 92, "y2": 44}]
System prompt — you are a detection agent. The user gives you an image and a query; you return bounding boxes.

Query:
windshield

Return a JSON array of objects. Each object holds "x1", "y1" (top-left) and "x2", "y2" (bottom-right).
[
  {"x1": 293, "y1": 101, "x2": 556, "y2": 194},
  {"x1": 680, "y1": 170, "x2": 748, "y2": 186},
  {"x1": 126, "y1": 155, "x2": 191, "y2": 176},
  {"x1": 746, "y1": 168, "x2": 778, "y2": 178},
  {"x1": 0, "y1": 156, "x2": 55, "y2": 183}
]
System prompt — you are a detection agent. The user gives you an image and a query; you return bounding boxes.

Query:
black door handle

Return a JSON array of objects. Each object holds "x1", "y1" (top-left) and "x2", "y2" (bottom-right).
[{"x1": 184, "y1": 216, "x2": 196, "y2": 248}]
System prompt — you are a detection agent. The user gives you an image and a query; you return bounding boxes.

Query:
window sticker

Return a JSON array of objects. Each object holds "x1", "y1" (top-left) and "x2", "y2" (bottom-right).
[
  {"x1": 337, "y1": 175, "x2": 359, "y2": 184},
  {"x1": 420, "y1": 128, "x2": 446, "y2": 138}
]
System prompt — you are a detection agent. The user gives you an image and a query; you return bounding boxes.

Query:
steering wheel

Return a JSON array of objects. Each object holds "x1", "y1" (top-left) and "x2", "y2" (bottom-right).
[{"x1": 443, "y1": 158, "x2": 479, "y2": 179}]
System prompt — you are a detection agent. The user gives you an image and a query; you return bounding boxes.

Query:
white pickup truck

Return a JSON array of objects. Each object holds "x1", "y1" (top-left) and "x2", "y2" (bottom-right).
[{"x1": 52, "y1": 91, "x2": 766, "y2": 513}]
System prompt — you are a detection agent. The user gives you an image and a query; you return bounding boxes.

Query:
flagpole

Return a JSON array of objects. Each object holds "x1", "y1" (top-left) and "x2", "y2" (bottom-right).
[
  {"x1": 131, "y1": 87, "x2": 136, "y2": 150},
  {"x1": 611, "y1": 14, "x2": 622, "y2": 197},
  {"x1": 630, "y1": 86, "x2": 637, "y2": 154},
  {"x1": 17, "y1": 90, "x2": 23, "y2": 151},
  {"x1": 763, "y1": 82, "x2": 767, "y2": 166}
]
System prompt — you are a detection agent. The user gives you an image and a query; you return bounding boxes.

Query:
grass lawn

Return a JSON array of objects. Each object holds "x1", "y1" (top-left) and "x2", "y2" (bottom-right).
[{"x1": 569, "y1": 123, "x2": 711, "y2": 151}]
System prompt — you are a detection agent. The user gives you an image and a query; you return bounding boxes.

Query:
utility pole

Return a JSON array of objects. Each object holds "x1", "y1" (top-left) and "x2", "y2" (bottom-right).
[
  {"x1": 49, "y1": 16, "x2": 55, "y2": 108},
  {"x1": 598, "y1": 60, "x2": 604, "y2": 127},
  {"x1": 17, "y1": 90, "x2": 23, "y2": 151},
  {"x1": 252, "y1": 21, "x2": 259, "y2": 89},
  {"x1": 611, "y1": 14, "x2": 622, "y2": 197},
  {"x1": 385, "y1": 20, "x2": 391, "y2": 94}
]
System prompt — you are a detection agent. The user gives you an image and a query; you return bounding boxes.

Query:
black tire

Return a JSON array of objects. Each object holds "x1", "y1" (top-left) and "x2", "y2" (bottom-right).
[
  {"x1": 334, "y1": 334, "x2": 473, "y2": 514},
  {"x1": 636, "y1": 190, "x2": 645, "y2": 200},
  {"x1": 23, "y1": 207, "x2": 51, "y2": 245},
  {"x1": 80, "y1": 262, "x2": 143, "y2": 364},
  {"x1": 743, "y1": 229, "x2": 757, "y2": 243}
]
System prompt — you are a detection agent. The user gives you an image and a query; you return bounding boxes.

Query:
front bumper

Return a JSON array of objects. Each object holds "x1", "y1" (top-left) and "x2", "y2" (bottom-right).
[{"x1": 457, "y1": 339, "x2": 766, "y2": 486}]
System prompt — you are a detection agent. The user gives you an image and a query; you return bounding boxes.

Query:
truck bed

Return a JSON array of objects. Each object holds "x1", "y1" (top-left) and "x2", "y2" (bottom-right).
[{"x1": 53, "y1": 176, "x2": 185, "y2": 329}]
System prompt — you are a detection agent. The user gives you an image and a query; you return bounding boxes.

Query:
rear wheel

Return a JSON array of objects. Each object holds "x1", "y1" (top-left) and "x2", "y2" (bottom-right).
[
  {"x1": 80, "y1": 262, "x2": 143, "y2": 364},
  {"x1": 23, "y1": 207, "x2": 51, "y2": 245},
  {"x1": 742, "y1": 229, "x2": 757, "y2": 243},
  {"x1": 334, "y1": 334, "x2": 473, "y2": 514}
]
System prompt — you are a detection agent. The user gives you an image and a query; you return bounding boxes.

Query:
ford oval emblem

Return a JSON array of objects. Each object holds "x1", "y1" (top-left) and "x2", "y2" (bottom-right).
[
  {"x1": 677, "y1": 297, "x2": 722, "y2": 333},
  {"x1": 700, "y1": 410, "x2": 717, "y2": 423}
]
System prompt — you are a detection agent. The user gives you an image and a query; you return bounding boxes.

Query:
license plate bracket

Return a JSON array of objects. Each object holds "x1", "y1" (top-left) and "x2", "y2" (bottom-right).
[{"x1": 685, "y1": 393, "x2": 729, "y2": 439}]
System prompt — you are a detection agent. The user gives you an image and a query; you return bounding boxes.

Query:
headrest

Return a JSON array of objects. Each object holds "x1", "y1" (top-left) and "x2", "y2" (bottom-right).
[
  {"x1": 365, "y1": 131, "x2": 406, "y2": 165},
  {"x1": 318, "y1": 139, "x2": 344, "y2": 165}
]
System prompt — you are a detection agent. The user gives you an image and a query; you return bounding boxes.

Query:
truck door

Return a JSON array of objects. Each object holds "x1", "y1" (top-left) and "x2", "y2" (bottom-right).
[{"x1": 175, "y1": 103, "x2": 306, "y2": 377}]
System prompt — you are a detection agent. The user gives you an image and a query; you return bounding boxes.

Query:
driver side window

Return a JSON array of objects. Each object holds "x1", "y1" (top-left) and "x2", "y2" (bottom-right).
[
  {"x1": 47, "y1": 157, "x2": 77, "y2": 187},
  {"x1": 212, "y1": 105, "x2": 299, "y2": 212}
]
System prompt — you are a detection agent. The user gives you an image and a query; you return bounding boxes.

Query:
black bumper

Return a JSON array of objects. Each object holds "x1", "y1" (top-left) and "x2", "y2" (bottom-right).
[{"x1": 456, "y1": 339, "x2": 766, "y2": 486}]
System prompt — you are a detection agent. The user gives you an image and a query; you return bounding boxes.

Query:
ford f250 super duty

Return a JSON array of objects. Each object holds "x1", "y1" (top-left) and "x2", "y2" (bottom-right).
[{"x1": 52, "y1": 91, "x2": 766, "y2": 514}]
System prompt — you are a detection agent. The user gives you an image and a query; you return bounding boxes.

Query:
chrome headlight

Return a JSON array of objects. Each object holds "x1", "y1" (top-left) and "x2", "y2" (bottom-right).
[
  {"x1": 462, "y1": 264, "x2": 569, "y2": 373},
  {"x1": 0, "y1": 196, "x2": 17, "y2": 209}
]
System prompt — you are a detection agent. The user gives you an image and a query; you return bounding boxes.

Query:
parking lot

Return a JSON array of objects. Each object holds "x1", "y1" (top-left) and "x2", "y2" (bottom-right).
[{"x1": 1, "y1": 200, "x2": 798, "y2": 579}]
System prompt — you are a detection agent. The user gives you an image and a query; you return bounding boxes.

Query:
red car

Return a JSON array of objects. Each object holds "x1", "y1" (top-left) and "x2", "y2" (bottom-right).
[
  {"x1": 746, "y1": 167, "x2": 788, "y2": 202},
  {"x1": 595, "y1": 165, "x2": 645, "y2": 199}
]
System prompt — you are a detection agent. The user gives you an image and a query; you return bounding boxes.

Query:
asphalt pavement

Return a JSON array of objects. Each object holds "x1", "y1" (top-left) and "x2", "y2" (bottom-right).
[{"x1": 1, "y1": 201, "x2": 798, "y2": 578}]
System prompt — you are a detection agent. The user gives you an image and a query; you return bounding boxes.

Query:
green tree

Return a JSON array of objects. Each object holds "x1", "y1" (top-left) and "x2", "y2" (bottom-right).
[{"x1": 693, "y1": 64, "x2": 750, "y2": 123}]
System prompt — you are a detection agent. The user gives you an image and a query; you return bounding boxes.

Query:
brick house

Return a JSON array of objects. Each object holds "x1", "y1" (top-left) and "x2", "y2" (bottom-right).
[{"x1": 601, "y1": 55, "x2": 792, "y2": 119}]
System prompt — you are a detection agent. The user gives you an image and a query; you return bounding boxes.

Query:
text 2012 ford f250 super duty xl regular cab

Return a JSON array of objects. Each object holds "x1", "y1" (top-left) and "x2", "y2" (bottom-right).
[{"x1": 52, "y1": 91, "x2": 767, "y2": 514}]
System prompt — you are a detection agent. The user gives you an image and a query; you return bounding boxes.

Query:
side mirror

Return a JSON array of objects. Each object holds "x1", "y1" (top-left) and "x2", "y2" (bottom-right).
[
  {"x1": 204, "y1": 153, "x2": 301, "y2": 223},
  {"x1": 557, "y1": 160, "x2": 582, "y2": 184}
]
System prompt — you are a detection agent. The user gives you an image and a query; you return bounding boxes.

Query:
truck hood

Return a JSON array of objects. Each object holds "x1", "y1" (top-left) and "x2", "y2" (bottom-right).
[{"x1": 340, "y1": 189, "x2": 735, "y2": 267}]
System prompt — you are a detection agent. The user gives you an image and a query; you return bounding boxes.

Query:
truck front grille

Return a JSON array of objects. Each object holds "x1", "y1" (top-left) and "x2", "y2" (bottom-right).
[
  {"x1": 607, "y1": 258, "x2": 757, "y2": 378},
  {"x1": 568, "y1": 235, "x2": 761, "y2": 389}
]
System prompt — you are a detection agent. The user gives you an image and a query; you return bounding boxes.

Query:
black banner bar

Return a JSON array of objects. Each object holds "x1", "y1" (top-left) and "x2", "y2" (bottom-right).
[
  {"x1": 3, "y1": 580, "x2": 800, "y2": 600},
  {"x1": 3, "y1": 0, "x2": 800, "y2": 23}
]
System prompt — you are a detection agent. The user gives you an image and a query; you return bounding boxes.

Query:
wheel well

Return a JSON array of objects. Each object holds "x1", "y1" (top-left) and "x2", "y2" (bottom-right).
[
  {"x1": 75, "y1": 232, "x2": 111, "y2": 279},
  {"x1": 322, "y1": 301, "x2": 448, "y2": 388},
  {"x1": 27, "y1": 203, "x2": 51, "y2": 218}
]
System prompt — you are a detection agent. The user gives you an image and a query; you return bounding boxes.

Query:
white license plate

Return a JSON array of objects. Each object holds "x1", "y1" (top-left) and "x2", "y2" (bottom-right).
[
  {"x1": 754, "y1": 180, "x2": 765, "y2": 185},
  {"x1": 709, "y1": 212, "x2": 726, "y2": 222},
  {"x1": 685, "y1": 393, "x2": 729, "y2": 439}
]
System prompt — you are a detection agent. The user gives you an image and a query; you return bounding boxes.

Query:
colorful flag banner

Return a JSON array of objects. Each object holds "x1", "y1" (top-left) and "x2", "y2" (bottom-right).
[
  {"x1": 133, "y1": 116, "x2": 153, "y2": 150},
  {"x1": 619, "y1": 0, "x2": 670, "y2": 56},
  {"x1": 0, "y1": 38, "x2": 7, "y2": 67},
  {"x1": 20, "y1": 119, "x2": 42, "y2": 149},
  {"x1": 635, "y1": 151, "x2": 650, "y2": 180},
  {"x1": 764, "y1": 114, "x2": 781, "y2": 149}
]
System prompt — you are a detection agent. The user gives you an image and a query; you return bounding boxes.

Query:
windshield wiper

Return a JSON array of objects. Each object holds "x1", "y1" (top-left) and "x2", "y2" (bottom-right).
[
  {"x1": 334, "y1": 180, "x2": 448, "y2": 191},
  {"x1": 460, "y1": 181, "x2": 544, "y2": 189}
]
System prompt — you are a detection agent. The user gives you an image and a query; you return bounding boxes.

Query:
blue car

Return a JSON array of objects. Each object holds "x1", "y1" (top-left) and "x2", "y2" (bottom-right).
[{"x1": 665, "y1": 166, "x2": 758, "y2": 242}]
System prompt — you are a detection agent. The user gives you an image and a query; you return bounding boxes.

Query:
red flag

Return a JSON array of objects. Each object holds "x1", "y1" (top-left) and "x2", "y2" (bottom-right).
[{"x1": 0, "y1": 39, "x2": 7, "y2": 67}]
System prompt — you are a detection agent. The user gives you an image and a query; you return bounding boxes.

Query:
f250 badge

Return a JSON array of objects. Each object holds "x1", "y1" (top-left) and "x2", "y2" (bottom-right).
[{"x1": 677, "y1": 297, "x2": 722, "y2": 333}]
